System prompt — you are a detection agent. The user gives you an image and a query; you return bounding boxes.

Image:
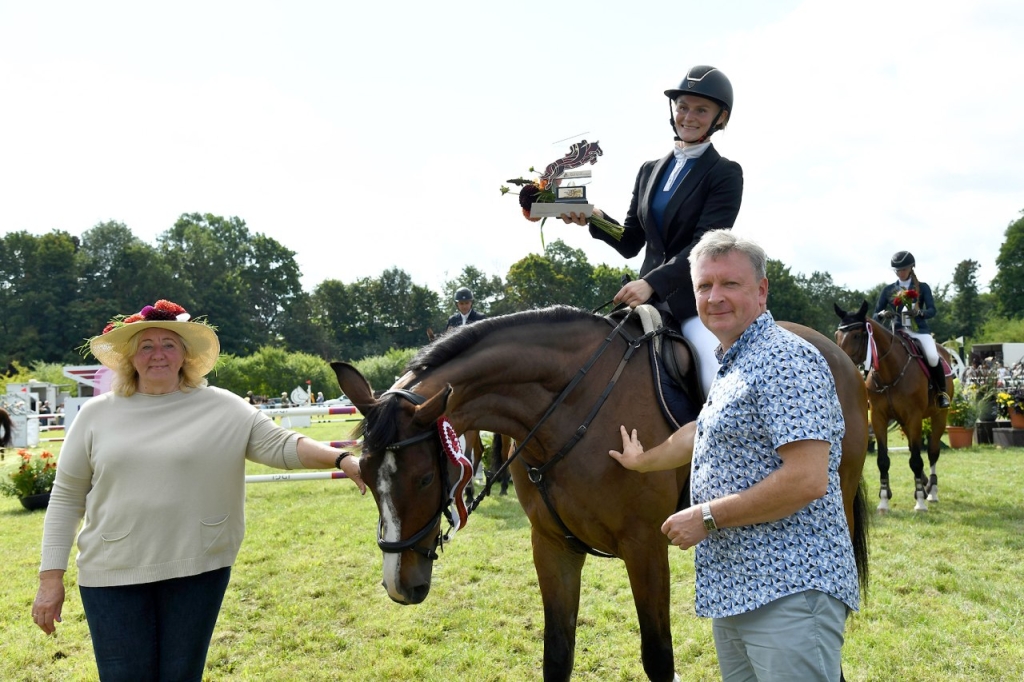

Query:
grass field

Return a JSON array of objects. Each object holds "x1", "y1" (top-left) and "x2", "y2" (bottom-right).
[{"x1": 2, "y1": 418, "x2": 1023, "y2": 681}]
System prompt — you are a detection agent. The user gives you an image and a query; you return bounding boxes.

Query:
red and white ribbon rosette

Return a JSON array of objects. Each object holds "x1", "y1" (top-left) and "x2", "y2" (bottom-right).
[{"x1": 437, "y1": 417, "x2": 474, "y2": 533}]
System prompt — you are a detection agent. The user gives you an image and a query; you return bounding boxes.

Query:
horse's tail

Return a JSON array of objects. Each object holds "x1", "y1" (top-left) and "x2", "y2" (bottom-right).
[{"x1": 852, "y1": 478, "x2": 870, "y2": 598}]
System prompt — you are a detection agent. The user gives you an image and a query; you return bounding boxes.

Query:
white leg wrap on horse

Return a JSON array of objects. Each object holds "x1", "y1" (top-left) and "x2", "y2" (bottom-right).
[
  {"x1": 681, "y1": 316, "x2": 720, "y2": 398},
  {"x1": 914, "y1": 490, "x2": 928, "y2": 512},
  {"x1": 927, "y1": 484, "x2": 938, "y2": 503},
  {"x1": 877, "y1": 490, "x2": 890, "y2": 514}
]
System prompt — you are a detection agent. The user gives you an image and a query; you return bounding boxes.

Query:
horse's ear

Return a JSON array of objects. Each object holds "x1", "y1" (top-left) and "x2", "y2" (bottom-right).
[
  {"x1": 857, "y1": 300, "x2": 869, "y2": 318},
  {"x1": 330, "y1": 361, "x2": 376, "y2": 414},
  {"x1": 412, "y1": 384, "x2": 452, "y2": 428},
  {"x1": 833, "y1": 302, "x2": 847, "y2": 319}
]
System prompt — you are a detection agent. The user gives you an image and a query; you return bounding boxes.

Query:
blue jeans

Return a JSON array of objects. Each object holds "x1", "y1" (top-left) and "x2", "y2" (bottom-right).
[
  {"x1": 712, "y1": 590, "x2": 849, "y2": 682},
  {"x1": 79, "y1": 567, "x2": 231, "y2": 682}
]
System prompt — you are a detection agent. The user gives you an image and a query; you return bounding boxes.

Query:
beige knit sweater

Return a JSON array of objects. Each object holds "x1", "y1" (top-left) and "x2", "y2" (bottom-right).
[{"x1": 41, "y1": 386, "x2": 301, "y2": 587}]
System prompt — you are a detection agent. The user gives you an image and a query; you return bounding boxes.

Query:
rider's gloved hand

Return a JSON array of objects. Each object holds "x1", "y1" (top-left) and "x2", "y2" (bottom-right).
[{"x1": 879, "y1": 310, "x2": 895, "y2": 320}]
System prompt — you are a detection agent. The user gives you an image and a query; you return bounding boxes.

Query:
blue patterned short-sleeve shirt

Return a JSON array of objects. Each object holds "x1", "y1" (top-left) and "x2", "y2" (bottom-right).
[{"x1": 690, "y1": 311, "x2": 860, "y2": 618}]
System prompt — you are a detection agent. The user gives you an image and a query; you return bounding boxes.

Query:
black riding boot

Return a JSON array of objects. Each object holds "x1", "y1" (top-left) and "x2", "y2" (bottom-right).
[{"x1": 930, "y1": 364, "x2": 950, "y2": 408}]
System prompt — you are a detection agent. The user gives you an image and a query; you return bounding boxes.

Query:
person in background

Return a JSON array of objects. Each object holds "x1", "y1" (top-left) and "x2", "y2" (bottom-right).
[
  {"x1": 244, "y1": 390, "x2": 255, "y2": 405},
  {"x1": 316, "y1": 391, "x2": 325, "y2": 404},
  {"x1": 560, "y1": 65, "x2": 743, "y2": 399},
  {"x1": 31, "y1": 299, "x2": 365, "y2": 681},
  {"x1": 445, "y1": 287, "x2": 486, "y2": 331},
  {"x1": 609, "y1": 231, "x2": 858, "y2": 681},
  {"x1": 873, "y1": 250, "x2": 950, "y2": 408}
]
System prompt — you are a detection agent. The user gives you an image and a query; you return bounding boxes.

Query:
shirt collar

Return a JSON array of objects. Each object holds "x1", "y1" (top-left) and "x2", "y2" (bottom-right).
[{"x1": 715, "y1": 311, "x2": 775, "y2": 364}]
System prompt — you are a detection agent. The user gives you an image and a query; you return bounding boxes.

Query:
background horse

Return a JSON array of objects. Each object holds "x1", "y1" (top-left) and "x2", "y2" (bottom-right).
[
  {"x1": 0, "y1": 407, "x2": 12, "y2": 455},
  {"x1": 834, "y1": 301, "x2": 953, "y2": 512},
  {"x1": 335, "y1": 306, "x2": 868, "y2": 682}
]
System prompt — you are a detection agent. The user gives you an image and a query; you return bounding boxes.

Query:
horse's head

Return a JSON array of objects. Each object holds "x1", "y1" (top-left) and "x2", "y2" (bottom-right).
[
  {"x1": 331, "y1": 361, "x2": 458, "y2": 605},
  {"x1": 834, "y1": 300, "x2": 871, "y2": 366}
]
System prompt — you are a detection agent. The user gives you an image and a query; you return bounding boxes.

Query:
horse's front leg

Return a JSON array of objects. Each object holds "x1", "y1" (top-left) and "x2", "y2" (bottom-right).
[
  {"x1": 872, "y1": 411, "x2": 893, "y2": 513},
  {"x1": 904, "y1": 423, "x2": 928, "y2": 512},
  {"x1": 623, "y1": 541, "x2": 677, "y2": 681},
  {"x1": 532, "y1": 529, "x2": 586, "y2": 682},
  {"x1": 925, "y1": 418, "x2": 944, "y2": 503}
]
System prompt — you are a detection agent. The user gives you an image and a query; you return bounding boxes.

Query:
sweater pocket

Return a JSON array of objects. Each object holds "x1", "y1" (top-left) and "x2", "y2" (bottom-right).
[
  {"x1": 99, "y1": 529, "x2": 134, "y2": 569},
  {"x1": 200, "y1": 514, "x2": 231, "y2": 555}
]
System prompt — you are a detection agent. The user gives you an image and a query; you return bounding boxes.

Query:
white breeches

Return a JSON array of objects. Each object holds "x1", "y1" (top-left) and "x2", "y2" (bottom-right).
[
  {"x1": 905, "y1": 330, "x2": 939, "y2": 366},
  {"x1": 681, "y1": 315, "x2": 720, "y2": 399}
]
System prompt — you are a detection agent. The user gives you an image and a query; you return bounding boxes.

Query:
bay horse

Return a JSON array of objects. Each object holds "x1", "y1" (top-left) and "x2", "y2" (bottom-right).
[
  {"x1": 334, "y1": 306, "x2": 869, "y2": 682},
  {"x1": 834, "y1": 301, "x2": 954, "y2": 512}
]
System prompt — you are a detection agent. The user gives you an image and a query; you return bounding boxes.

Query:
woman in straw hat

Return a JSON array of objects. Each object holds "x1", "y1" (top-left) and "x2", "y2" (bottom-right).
[{"x1": 31, "y1": 299, "x2": 365, "y2": 680}]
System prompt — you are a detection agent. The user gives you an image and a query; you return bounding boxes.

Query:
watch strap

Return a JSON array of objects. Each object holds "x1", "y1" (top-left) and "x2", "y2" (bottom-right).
[{"x1": 701, "y1": 502, "x2": 717, "y2": 532}]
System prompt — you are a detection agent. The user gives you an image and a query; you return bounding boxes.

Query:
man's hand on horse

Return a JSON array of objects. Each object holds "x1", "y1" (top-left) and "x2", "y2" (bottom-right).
[
  {"x1": 615, "y1": 280, "x2": 655, "y2": 309},
  {"x1": 558, "y1": 208, "x2": 605, "y2": 226},
  {"x1": 609, "y1": 425, "x2": 645, "y2": 470},
  {"x1": 879, "y1": 310, "x2": 895, "y2": 320}
]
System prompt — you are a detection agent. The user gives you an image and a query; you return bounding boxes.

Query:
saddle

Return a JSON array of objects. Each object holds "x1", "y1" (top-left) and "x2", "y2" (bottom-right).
[
  {"x1": 608, "y1": 306, "x2": 702, "y2": 429},
  {"x1": 894, "y1": 329, "x2": 953, "y2": 378}
]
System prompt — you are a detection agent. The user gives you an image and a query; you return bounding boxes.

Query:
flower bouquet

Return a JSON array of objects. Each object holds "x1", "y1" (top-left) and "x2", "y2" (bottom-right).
[{"x1": 892, "y1": 288, "x2": 919, "y2": 308}]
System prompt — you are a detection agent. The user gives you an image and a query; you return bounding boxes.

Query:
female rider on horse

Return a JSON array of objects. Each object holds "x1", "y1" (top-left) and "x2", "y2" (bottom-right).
[
  {"x1": 874, "y1": 250, "x2": 950, "y2": 408},
  {"x1": 560, "y1": 65, "x2": 743, "y2": 399}
]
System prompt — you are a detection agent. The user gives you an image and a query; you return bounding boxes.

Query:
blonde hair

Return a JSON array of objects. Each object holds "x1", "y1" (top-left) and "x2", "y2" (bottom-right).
[{"x1": 111, "y1": 329, "x2": 208, "y2": 397}]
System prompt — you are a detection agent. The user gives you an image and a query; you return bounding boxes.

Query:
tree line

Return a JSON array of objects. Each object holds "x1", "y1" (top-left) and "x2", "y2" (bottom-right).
[{"x1": 4, "y1": 209, "x2": 1024, "y2": 373}]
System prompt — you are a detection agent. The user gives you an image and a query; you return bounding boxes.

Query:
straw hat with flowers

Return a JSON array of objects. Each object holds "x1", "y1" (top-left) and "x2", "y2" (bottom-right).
[{"x1": 88, "y1": 300, "x2": 220, "y2": 376}]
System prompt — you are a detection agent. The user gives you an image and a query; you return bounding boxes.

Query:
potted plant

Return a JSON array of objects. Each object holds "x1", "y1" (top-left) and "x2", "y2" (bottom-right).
[
  {"x1": 0, "y1": 449, "x2": 57, "y2": 510},
  {"x1": 995, "y1": 386, "x2": 1024, "y2": 429},
  {"x1": 946, "y1": 383, "x2": 985, "y2": 448}
]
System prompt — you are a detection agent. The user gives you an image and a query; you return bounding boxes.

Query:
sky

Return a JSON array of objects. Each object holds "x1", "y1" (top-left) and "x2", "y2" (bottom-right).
[{"x1": 3, "y1": 0, "x2": 1023, "y2": 300}]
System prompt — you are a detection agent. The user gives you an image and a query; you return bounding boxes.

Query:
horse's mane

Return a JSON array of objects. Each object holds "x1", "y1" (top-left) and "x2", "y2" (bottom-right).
[{"x1": 408, "y1": 305, "x2": 596, "y2": 373}]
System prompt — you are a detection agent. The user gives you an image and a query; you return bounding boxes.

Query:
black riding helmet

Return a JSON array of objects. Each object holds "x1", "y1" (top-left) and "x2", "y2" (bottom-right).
[
  {"x1": 890, "y1": 251, "x2": 916, "y2": 269},
  {"x1": 665, "y1": 65, "x2": 734, "y2": 143},
  {"x1": 454, "y1": 287, "x2": 473, "y2": 302}
]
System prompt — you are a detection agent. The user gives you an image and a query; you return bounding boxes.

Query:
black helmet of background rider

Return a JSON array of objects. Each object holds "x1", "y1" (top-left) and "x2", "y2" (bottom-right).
[
  {"x1": 664, "y1": 65, "x2": 733, "y2": 144},
  {"x1": 890, "y1": 251, "x2": 916, "y2": 270},
  {"x1": 454, "y1": 287, "x2": 474, "y2": 303}
]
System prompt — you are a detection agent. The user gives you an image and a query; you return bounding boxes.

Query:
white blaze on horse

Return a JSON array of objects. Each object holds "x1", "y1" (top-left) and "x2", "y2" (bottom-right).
[{"x1": 337, "y1": 306, "x2": 869, "y2": 682}]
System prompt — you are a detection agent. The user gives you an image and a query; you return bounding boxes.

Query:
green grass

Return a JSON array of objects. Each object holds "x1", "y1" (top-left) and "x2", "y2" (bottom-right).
[{"x1": 2, "y1": 420, "x2": 1023, "y2": 681}]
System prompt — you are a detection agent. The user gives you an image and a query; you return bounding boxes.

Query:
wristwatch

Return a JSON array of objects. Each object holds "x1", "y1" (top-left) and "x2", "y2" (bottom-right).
[{"x1": 701, "y1": 503, "x2": 718, "y2": 532}]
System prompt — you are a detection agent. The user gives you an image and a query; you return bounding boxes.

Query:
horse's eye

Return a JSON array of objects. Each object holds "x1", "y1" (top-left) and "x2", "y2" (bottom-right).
[{"x1": 418, "y1": 472, "x2": 434, "y2": 490}]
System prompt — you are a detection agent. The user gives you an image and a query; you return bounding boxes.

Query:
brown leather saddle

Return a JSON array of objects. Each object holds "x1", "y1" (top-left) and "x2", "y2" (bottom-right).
[{"x1": 608, "y1": 306, "x2": 703, "y2": 429}]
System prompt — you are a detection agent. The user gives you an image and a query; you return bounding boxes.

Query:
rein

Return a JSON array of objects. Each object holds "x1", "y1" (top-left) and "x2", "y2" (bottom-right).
[
  {"x1": 375, "y1": 309, "x2": 661, "y2": 561},
  {"x1": 861, "y1": 321, "x2": 915, "y2": 397},
  {"x1": 470, "y1": 308, "x2": 659, "y2": 558}
]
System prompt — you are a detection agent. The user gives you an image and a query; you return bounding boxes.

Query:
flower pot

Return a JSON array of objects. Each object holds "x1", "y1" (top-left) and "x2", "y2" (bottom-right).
[
  {"x1": 945, "y1": 426, "x2": 975, "y2": 449},
  {"x1": 1010, "y1": 406, "x2": 1024, "y2": 430},
  {"x1": 19, "y1": 491, "x2": 51, "y2": 511}
]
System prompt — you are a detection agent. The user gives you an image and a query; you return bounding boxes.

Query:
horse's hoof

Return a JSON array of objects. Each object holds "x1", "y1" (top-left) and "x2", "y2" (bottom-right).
[
  {"x1": 877, "y1": 500, "x2": 889, "y2": 514},
  {"x1": 914, "y1": 494, "x2": 928, "y2": 512},
  {"x1": 927, "y1": 486, "x2": 938, "y2": 503}
]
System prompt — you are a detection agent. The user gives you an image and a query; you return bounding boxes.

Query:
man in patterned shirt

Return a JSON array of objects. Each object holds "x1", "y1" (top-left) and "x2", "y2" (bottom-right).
[{"x1": 610, "y1": 230, "x2": 859, "y2": 681}]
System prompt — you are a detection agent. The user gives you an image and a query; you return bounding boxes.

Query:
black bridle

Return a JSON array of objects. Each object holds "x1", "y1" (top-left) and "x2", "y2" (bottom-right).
[{"x1": 373, "y1": 389, "x2": 453, "y2": 561}]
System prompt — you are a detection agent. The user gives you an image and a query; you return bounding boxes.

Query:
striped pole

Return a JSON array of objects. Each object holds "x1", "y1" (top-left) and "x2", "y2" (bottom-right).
[
  {"x1": 246, "y1": 471, "x2": 349, "y2": 483},
  {"x1": 259, "y1": 405, "x2": 358, "y2": 417}
]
